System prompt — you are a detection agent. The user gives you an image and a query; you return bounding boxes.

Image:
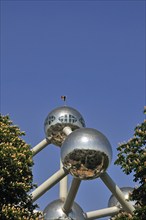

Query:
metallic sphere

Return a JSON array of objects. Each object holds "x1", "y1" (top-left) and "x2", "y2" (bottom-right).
[
  {"x1": 108, "y1": 187, "x2": 135, "y2": 208},
  {"x1": 61, "y1": 128, "x2": 112, "y2": 180},
  {"x1": 44, "y1": 106, "x2": 85, "y2": 146},
  {"x1": 43, "y1": 199, "x2": 86, "y2": 220}
]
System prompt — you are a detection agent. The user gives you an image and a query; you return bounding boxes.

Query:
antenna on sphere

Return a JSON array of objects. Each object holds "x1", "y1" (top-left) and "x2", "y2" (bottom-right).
[{"x1": 61, "y1": 95, "x2": 67, "y2": 106}]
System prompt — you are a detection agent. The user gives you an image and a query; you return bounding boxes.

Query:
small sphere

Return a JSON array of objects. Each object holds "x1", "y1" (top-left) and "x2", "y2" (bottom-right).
[
  {"x1": 61, "y1": 128, "x2": 112, "y2": 180},
  {"x1": 108, "y1": 187, "x2": 135, "y2": 208},
  {"x1": 43, "y1": 199, "x2": 86, "y2": 220},
  {"x1": 44, "y1": 106, "x2": 85, "y2": 146}
]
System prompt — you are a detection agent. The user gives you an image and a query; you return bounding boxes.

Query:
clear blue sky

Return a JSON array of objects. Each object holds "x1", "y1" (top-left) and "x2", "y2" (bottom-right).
[{"x1": 1, "y1": 0, "x2": 145, "y2": 219}]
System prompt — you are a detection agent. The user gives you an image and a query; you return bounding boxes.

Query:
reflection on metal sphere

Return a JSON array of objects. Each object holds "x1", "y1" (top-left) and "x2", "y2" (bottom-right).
[
  {"x1": 108, "y1": 187, "x2": 135, "y2": 208},
  {"x1": 33, "y1": 210, "x2": 43, "y2": 219},
  {"x1": 44, "y1": 106, "x2": 85, "y2": 146},
  {"x1": 43, "y1": 199, "x2": 86, "y2": 220},
  {"x1": 61, "y1": 128, "x2": 112, "y2": 180}
]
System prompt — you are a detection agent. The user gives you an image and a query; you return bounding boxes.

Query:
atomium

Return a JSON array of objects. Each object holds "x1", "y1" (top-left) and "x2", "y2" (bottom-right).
[
  {"x1": 61, "y1": 128, "x2": 112, "y2": 180},
  {"x1": 44, "y1": 106, "x2": 85, "y2": 146},
  {"x1": 108, "y1": 187, "x2": 136, "y2": 208},
  {"x1": 31, "y1": 104, "x2": 135, "y2": 219},
  {"x1": 43, "y1": 199, "x2": 86, "y2": 220}
]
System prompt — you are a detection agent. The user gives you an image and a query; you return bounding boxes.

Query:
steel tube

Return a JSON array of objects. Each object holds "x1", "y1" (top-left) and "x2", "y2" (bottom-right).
[
  {"x1": 31, "y1": 168, "x2": 68, "y2": 202},
  {"x1": 63, "y1": 178, "x2": 81, "y2": 214},
  {"x1": 100, "y1": 172, "x2": 135, "y2": 214},
  {"x1": 85, "y1": 206, "x2": 120, "y2": 219},
  {"x1": 32, "y1": 138, "x2": 51, "y2": 156},
  {"x1": 59, "y1": 126, "x2": 72, "y2": 200},
  {"x1": 63, "y1": 126, "x2": 73, "y2": 135},
  {"x1": 59, "y1": 160, "x2": 68, "y2": 199}
]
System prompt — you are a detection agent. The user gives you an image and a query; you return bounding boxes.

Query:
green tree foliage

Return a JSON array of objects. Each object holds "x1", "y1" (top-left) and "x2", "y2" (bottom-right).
[
  {"x1": 113, "y1": 119, "x2": 146, "y2": 220},
  {"x1": 0, "y1": 115, "x2": 41, "y2": 219}
]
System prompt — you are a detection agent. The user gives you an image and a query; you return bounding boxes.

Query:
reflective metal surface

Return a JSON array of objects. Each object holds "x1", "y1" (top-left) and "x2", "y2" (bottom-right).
[
  {"x1": 43, "y1": 199, "x2": 86, "y2": 220},
  {"x1": 44, "y1": 106, "x2": 85, "y2": 146},
  {"x1": 33, "y1": 210, "x2": 44, "y2": 219},
  {"x1": 61, "y1": 128, "x2": 112, "y2": 180},
  {"x1": 108, "y1": 187, "x2": 135, "y2": 208}
]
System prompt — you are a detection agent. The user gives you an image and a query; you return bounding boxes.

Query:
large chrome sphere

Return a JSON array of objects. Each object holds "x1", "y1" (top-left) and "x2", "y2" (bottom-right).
[
  {"x1": 44, "y1": 106, "x2": 85, "y2": 146},
  {"x1": 108, "y1": 187, "x2": 135, "y2": 208},
  {"x1": 43, "y1": 199, "x2": 86, "y2": 220},
  {"x1": 61, "y1": 128, "x2": 112, "y2": 180}
]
